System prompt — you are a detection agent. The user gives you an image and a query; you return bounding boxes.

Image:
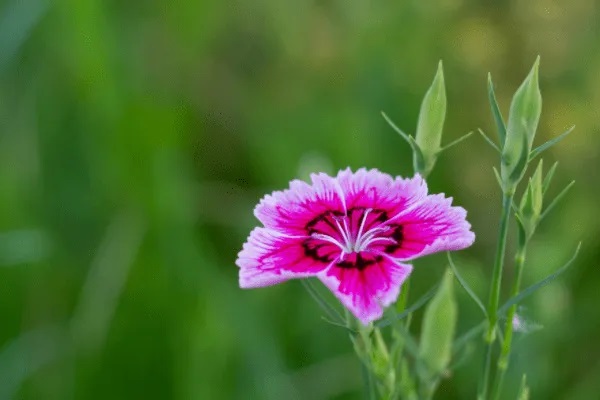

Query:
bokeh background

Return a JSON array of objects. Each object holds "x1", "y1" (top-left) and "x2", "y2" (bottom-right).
[{"x1": 1, "y1": 0, "x2": 599, "y2": 399}]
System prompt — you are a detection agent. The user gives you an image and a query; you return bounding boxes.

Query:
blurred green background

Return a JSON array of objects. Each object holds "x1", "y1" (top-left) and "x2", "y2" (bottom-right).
[{"x1": 0, "y1": 0, "x2": 598, "y2": 399}]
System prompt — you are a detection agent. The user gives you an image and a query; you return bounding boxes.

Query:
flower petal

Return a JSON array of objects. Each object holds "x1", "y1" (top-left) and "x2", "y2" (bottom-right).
[
  {"x1": 237, "y1": 227, "x2": 332, "y2": 288},
  {"x1": 388, "y1": 194, "x2": 475, "y2": 261},
  {"x1": 336, "y1": 168, "x2": 428, "y2": 218},
  {"x1": 254, "y1": 173, "x2": 346, "y2": 236},
  {"x1": 318, "y1": 256, "x2": 413, "y2": 324}
]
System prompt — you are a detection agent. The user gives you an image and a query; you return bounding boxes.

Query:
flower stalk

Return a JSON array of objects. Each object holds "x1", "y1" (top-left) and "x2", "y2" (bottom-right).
[
  {"x1": 491, "y1": 231, "x2": 528, "y2": 400},
  {"x1": 479, "y1": 192, "x2": 513, "y2": 399}
]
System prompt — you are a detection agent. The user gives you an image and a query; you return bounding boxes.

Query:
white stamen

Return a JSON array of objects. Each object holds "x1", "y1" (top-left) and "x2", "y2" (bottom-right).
[
  {"x1": 343, "y1": 218, "x2": 352, "y2": 243},
  {"x1": 311, "y1": 233, "x2": 346, "y2": 251},
  {"x1": 311, "y1": 210, "x2": 392, "y2": 257},
  {"x1": 359, "y1": 237, "x2": 396, "y2": 251},
  {"x1": 355, "y1": 208, "x2": 372, "y2": 244},
  {"x1": 354, "y1": 225, "x2": 390, "y2": 250},
  {"x1": 334, "y1": 217, "x2": 352, "y2": 250}
]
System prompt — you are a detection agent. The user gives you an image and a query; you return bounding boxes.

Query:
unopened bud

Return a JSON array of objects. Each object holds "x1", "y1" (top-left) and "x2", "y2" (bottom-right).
[
  {"x1": 501, "y1": 57, "x2": 542, "y2": 193},
  {"x1": 415, "y1": 61, "x2": 446, "y2": 177},
  {"x1": 419, "y1": 269, "x2": 457, "y2": 377}
]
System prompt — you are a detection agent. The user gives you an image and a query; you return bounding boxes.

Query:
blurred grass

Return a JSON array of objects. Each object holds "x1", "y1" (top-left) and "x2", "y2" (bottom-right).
[{"x1": 0, "y1": 0, "x2": 599, "y2": 399}]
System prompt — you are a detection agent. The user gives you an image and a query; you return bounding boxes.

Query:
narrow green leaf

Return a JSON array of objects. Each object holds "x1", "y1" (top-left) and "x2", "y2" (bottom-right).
[
  {"x1": 408, "y1": 135, "x2": 428, "y2": 176},
  {"x1": 382, "y1": 111, "x2": 411, "y2": 145},
  {"x1": 453, "y1": 321, "x2": 486, "y2": 356},
  {"x1": 392, "y1": 319, "x2": 421, "y2": 360},
  {"x1": 487, "y1": 73, "x2": 507, "y2": 146},
  {"x1": 301, "y1": 279, "x2": 345, "y2": 324},
  {"x1": 529, "y1": 125, "x2": 575, "y2": 161},
  {"x1": 478, "y1": 128, "x2": 501, "y2": 153},
  {"x1": 376, "y1": 283, "x2": 439, "y2": 328},
  {"x1": 542, "y1": 161, "x2": 558, "y2": 195},
  {"x1": 447, "y1": 253, "x2": 487, "y2": 317},
  {"x1": 540, "y1": 180, "x2": 575, "y2": 221},
  {"x1": 492, "y1": 166, "x2": 502, "y2": 189},
  {"x1": 320, "y1": 317, "x2": 356, "y2": 333},
  {"x1": 448, "y1": 341, "x2": 475, "y2": 370},
  {"x1": 499, "y1": 242, "x2": 581, "y2": 315},
  {"x1": 439, "y1": 131, "x2": 474, "y2": 153}
]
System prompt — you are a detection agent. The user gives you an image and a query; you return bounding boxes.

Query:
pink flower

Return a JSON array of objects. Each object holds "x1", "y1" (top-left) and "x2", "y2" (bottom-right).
[{"x1": 236, "y1": 168, "x2": 475, "y2": 324}]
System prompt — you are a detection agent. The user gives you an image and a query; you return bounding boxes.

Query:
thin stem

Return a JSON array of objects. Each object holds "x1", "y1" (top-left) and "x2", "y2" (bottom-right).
[
  {"x1": 354, "y1": 317, "x2": 377, "y2": 400},
  {"x1": 491, "y1": 233, "x2": 528, "y2": 400},
  {"x1": 479, "y1": 343, "x2": 494, "y2": 400},
  {"x1": 479, "y1": 193, "x2": 513, "y2": 399}
]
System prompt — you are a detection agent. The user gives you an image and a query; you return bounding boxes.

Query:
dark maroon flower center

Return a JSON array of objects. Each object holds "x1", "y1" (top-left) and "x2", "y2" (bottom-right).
[{"x1": 302, "y1": 207, "x2": 403, "y2": 270}]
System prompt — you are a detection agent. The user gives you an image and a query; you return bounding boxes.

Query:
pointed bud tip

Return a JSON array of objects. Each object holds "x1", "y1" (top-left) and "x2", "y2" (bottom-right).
[
  {"x1": 434, "y1": 61, "x2": 445, "y2": 84},
  {"x1": 535, "y1": 158, "x2": 544, "y2": 172},
  {"x1": 530, "y1": 56, "x2": 540, "y2": 80}
]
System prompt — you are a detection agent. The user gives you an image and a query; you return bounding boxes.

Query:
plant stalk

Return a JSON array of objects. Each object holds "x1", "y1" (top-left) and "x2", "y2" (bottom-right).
[
  {"x1": 491, "y1": 232, "x2": 528, "y2": 400},
  {"x1": 479, "y1": 193, "x2": 513, "y2": 399}
]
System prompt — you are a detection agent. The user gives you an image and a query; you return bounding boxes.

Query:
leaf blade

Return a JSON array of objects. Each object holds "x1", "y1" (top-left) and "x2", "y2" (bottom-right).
[
  {"x1": 487, "y1": 73, "x2": 507, "y2": 146},
  {"x1": 301, "y1": 279, "x2": 345, "y2": 324},
  {"x1": 499, "y1": 243, "x2": 581, "y2": 315},
  {"x1": 439, "y1": 131, "x2": 474, "y2": 153},
  {"x1": 529, "y1": 125, "x2": 575, "y2": 161},
  {"x1": 540, "y1": 180, "x2": 575, "y2": 221},
  {"x1": 478, "y1": 128, "x2": 501, "y2": 153},
  {"x1": 447, "y1": 253, "x2": 487, "y2": 317},
  {"x1": 382, "y1": 111, "x2": 411, "y2": 144},
  {"x1": 376, "y1": 283, "x2": 439, "y2": 328}
]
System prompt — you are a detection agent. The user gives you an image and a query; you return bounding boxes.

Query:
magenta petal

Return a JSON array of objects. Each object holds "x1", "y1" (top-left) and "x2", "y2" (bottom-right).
[
  {"x1": 237, "y1": 227, "x2": 331, "y2": 288},
  {"x1": 336, "y1": 168, "x2": 428, "y2": 218},
  {"x1": 318, "y1": 256, "x2": 413, "y2": 325},
  {"x1": 254, "y1": 173, "x2": 346, "y2": 236},
  {"x1": 237, "y1": 168, "x2": 475, "y2": 322},
  {"x1": 388, "y1": 194, "x2": 475, "y2": 261}
]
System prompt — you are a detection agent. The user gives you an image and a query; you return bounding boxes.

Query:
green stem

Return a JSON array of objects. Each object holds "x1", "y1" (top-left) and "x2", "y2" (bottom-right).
[
  {"x1": 491, "y1": 234, "x2": 528, "y2": 400},
  {"x1": 356, "y1": 323, "x2": 377, "y2": 400},
  {"x1": 479, "y1": 193, "x2": 513, "y2": 399},
  {"x1": 479, "y1": 341, "x2": 494, "y2": 400}
]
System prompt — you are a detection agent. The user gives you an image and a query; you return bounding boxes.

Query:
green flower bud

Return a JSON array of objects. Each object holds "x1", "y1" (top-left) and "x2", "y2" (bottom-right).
[
  {"x1": 517, "y1": 374, "x2": 530, "y2": 400},
  {"x1": 518, "y1": 159, "x2": 544, "y2": 238},
  {"x1": 501, "y1": 57, "x2": 542, "y2": 194},
  {"x1": 419, "y1": 269, "x2": 457, "y2": 378},
  {"x1": 370, "y1": 328, "x2": 394, "y2": 386},
  {"x1": 415, "y1": 61, "x2": 446, "y2": 177}
]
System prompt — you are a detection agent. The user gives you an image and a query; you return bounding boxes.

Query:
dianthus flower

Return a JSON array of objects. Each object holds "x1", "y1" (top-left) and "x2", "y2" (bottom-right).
[{"x1": 236, "y1": 168, "x2": 475, "y2": 324}]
